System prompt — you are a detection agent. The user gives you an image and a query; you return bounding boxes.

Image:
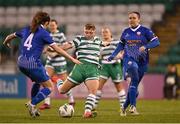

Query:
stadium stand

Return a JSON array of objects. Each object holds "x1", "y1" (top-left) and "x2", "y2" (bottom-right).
[
  {"x1": 0, "y1": 4, "x2": 166, "y2": 37},
  {"x1": 148, "y1": 2, "x2": 180, "y2": 73}
]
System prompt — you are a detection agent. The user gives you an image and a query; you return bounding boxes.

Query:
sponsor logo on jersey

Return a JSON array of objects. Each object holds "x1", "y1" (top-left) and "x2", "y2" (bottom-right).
[{"x1": 125, "y1": 33, "x2": 129, "y2": 38}]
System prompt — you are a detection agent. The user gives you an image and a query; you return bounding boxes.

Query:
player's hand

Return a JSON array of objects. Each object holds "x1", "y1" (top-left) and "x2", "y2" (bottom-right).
[
  {"x1": 46, "y1": 51, "x2": 58, "y2": 58},
  {"x1": 139, "y1": 46, "x2": 146, "y2": 52},
  {"x1": 47, "y1": 46, "x2": 55, "y2": 51},
  {"x1": 72, "y1": 58, "x2": 82, "y2": 65},
  {"x1": 3, "y1": 33, "x2": 16, "y2": 49},
  {"x1": 115, "y1": 50, "x2": 124, "y2": 60},
  {"x1": 3, "y1": 41, "x2": 11, "y2": 48}
]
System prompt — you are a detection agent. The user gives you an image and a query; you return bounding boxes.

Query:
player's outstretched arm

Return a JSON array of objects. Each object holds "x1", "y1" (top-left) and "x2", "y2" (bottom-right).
[
  {"x1": 114, "y1": 50, "x2": 124, "y2": 60},
  {"x1": 51, "y1": 44, "x2": 82, "y2": 65},
  {"x1": 60, "y1": 42, "x2": 73, "y2": 50},
  {"x1": 43, "y1": 42, "x2": 73, "y2": 58},
  {"x1": 145, "y1": 38, "x2": 160, "y2": 49},
  {"x1": 139, "y1": 38, "x2": 160, "y2": 52},
  {"x1": 3, "y1": 33, "x2": 17, "y2": 48},
  {"x1": 108, "y1": 42, "x2": 124, "y2": 61}
]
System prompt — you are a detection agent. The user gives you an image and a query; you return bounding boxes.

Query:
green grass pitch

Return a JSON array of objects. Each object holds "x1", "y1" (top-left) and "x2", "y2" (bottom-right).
[{"x1": 0, "y1": 99, "x2": 180, "y2": 123}]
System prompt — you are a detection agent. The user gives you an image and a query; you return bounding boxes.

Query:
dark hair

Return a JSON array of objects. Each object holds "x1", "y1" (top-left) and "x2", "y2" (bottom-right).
[
  {"x1": 50, "y1": 19, "x2": 58, "y2": 25},
  {"x1": 30, "y1": 11, "x2": 50, "y2": 33},
  {"x1": 84, "y1": 23, "x2": 96, "y2": 30},
  {"x1": 129, "y1": 11, "x2": 140, "y2": 19}
]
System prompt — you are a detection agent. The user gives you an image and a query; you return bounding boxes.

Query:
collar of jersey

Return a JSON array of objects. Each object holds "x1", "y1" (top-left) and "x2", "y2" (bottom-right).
[
  {"x1": 40, "y1": 24, "x2": 45, "y2": 28},
  {"x1": 130, "y1": 25, "x2": 141, "y2": 32},
  {"x1": 52, "y1": 30, "x2": 59, "y2": 34},
  {"x1": 85, "y1": 36, "x2": 98, "y2": 41}
]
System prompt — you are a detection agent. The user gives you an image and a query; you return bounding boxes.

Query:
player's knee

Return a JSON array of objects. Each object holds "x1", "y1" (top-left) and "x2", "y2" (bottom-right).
[{"x1": 89, "y1": 89, "x2": 97, "y2": 95}]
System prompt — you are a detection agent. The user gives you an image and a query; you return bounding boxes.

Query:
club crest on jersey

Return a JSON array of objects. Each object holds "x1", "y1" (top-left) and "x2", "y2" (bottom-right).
[
  {"x1": 125, "y1": 72, "x2": 128, "y2": 77},
  {"x1": 128, "y1": 61, "x2": 132, "y2": 65},
  {"x1": 137, "y1": 31, "x2": 141, "y2": 36}
]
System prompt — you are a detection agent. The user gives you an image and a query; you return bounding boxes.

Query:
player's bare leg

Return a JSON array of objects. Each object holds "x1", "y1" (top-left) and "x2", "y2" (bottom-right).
[
  {"x1": 60, "y1": 73, "x2": 75, "y2": 106},
  {"x1": 57, "y1": 79, "x2": 76, "y2": 94}
]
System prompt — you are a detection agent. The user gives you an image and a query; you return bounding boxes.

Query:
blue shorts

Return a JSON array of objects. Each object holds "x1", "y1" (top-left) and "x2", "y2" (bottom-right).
[
  {"x1": 123, "y1": 57, "x2": 148, "y2": 81},
  {"x1": 19, "y1": 65, "x2": 50, "y2": 83}
]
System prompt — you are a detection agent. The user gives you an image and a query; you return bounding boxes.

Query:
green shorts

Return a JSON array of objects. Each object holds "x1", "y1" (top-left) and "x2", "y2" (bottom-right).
[
  {"x1": 67, "y1": 60, "x2": 99, "y2": 84},
  {"x1": 45, "y1": 60, "x2": 67, "y2": 74},
  {"x1": 99, "y1": 63, "x2": 123, "y2": 83}
]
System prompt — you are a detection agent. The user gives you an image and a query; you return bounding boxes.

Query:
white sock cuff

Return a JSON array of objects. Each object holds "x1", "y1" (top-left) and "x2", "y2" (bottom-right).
[
  {"x1": 118, "y1": 90, "x2": 126, "y2": 96},
  {"x1": 57, "y1": 79, "x2": 63, "y2": 87},
  {"x1": 30, "y1": 102, "x2": 35, "y2": 107},
  {"x1": 96, "y1": 90, "x2": 102, "y2": 96},
  {"x1": 88, "y1": 94, "x2": 96, "y2": 99},
  {"x1": 45, "y1": 96, "x2": 51, "y2": 105}
]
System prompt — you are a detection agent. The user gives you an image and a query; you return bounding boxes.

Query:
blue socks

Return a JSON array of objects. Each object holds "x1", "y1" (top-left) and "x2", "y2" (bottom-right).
[
  {"x1": 123, "y1": 87, "x2": 139, "y2": 109},
  {"x1": 31, "y1": 83, "x2": 40, "y2": 99},
  {"x1": 129, "y1": 86, "x2": 137, "y2": 106},
  {"x1": 127, "y1": 66, "x2": 139, "y2": 107},
  {"x1": 123, "y1": 91, "x2": 130, "y2": 109},
  {"x1": 31, "y1": 88, "x2": 51, "y2": 105}
]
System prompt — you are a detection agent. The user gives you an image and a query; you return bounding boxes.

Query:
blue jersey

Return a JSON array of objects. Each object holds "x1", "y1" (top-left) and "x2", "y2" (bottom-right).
[
  {"x1": 120, "y1": 25, "x2": 158, "y2": 65},
  {"x1": 15, "y1": 25, "x2": 55, "y2": 68}
]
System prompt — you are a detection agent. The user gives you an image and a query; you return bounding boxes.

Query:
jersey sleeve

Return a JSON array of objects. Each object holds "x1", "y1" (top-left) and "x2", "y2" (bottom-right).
[
  {"x1": 59, "y1": 33, "x2": 67, "y2": 44},
  {"x1": 144, "y1": 28, "x2": 160, "y2": 49},
  {"x1": 120, "y1": 30, "x2": 126, "y2": 45},
  {"x1": 145, "y1": 28, "x2": 158, "y2": 41},
  {"x1": 15, "y1": 28, "x2": 24, "y2": 38},
  {"x1": 99, "y1": 39, "x2": 104, "y2": 47},
  {"x1": 43, "y1": 31, "x2": 54, "y2": 45},
  {"x1": 71, "y1": 36, "x2": 81, "y2": 48},
  {"x1": 100, "y1": 42, "x2": 104, "y2": 47}
]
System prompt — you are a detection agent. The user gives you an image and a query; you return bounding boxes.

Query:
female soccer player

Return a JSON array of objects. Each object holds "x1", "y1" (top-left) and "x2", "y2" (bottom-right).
[
  {"x1": 56, "y1": 23, "x2": 102, "y2": 118},
  {"x1": 95, "y1": 27, "x2": 126, "y2": 110},
  {"x1": 39, "y1": 19, "x2": 75, "y2": 110},
  {"x1": 108, "y1": 12, "x2": 160, "y2": 116},
  {"x1": 3, "y1": 11, "x2": 81, "y2": 118}
]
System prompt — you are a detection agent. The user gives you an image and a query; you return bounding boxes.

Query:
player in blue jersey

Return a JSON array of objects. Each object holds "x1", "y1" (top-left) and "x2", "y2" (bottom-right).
[
  {"x1": 108, "y1": 12, "x2": 160, "y2": 116},
  {"x1": 39, "y1": 19, "x2": 75, "y2": 110},
  {"x1": 3, "y1": 11, "x2": 81, "y2": 118}
]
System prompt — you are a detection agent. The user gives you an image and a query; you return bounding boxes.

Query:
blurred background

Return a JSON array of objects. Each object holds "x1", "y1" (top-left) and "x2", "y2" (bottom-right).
[{"x1": 0, "y1": 0, "x2": 180, "y2": 100}]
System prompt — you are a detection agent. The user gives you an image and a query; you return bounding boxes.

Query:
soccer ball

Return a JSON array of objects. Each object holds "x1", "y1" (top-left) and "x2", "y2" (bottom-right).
[{"x1": 58, "y1": 104, "x2": 74, "y2": 117}]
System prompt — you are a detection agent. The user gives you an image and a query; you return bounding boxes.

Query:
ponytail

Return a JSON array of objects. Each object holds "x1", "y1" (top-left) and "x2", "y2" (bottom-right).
[{"x1": 30, "y1": 11, "x2": 50, "y2": 33}]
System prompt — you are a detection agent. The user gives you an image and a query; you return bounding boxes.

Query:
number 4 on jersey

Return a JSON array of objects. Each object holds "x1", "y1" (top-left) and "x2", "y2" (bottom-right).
[{"x1": 24, "y1": 33, "x2": 34, "y2": 50}]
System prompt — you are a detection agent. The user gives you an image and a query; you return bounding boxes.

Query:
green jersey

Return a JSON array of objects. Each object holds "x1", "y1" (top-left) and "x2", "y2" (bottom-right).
[
  {"x1": 100, "y1": 40, "x2": 121, "y2": 64},
  {"x1": 71, "y1": 35, "x2": 102, "y2": 65},
  {"x1": 46, "y1": 30, "x2": 67, "y2": 68}
]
